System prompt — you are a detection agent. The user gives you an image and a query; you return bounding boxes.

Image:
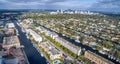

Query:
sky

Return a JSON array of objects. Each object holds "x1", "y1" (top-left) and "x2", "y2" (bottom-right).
[{"x1": 0, "y1": 0, "x2": 120, "y2": 12}]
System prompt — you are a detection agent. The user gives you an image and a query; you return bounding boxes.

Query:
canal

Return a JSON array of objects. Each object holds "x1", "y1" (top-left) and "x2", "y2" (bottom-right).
[
  {"x1": 13, "y1": 21, "x2": 47, "y2": 64},
  {"x1": 36, "y1": 22, "x2": 119, "y2": 64}
]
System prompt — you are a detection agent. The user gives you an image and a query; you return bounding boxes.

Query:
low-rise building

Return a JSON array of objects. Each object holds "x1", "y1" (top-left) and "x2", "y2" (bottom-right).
[
  {"x1": 5, "y1": 28, "x2": 15, "y2": 35},
  {"x1": 49, "y1": 32, "x2": 58, "y2": 39},
  {"x1": 84, "y1": 51, "x2": 114, "y2": 64},
  {"x1": 2, "y1": 36, "x2": 20, "y2": 49},
  {"x1": 4, "y1": 57, "x2": 18, "y2": 64},
  {"x1": 6, "y1": 23, "x2": 15, "y2": 28},
  {"x1": 42, "y1": 28, "x2": 58, "y2": 39},
  {"x1": 40, "y1": 26, "x2": 81, "y2": 55},
  {"x1": 28, "y1": 29, "x2": 42, "y2": 42},
  {"x1": 9, "y1": 48, "x2": 29, "y2": 64},
  {"x1": 3, "y1": 48, "x2": 29, "y2": 64},
  {"x1": 55, "y1": 37, "x2": 81, "y2": 55},
  {"x1": 39, "y1": 42, "x2": 63, "y2": 60}
]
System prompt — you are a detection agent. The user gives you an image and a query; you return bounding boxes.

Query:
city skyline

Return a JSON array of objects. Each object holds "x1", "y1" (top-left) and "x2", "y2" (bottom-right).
[{"x1": 0, "y1": 0, "x2": 120, "y2": 12}]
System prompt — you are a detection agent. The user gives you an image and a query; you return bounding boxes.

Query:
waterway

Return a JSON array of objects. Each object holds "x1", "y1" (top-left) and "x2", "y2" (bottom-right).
[
  {"x1": 13, "y1": 21, "x2": 47, "y2": 64},
  {"x1": 36, "y1": 22, "x2": 119, "y2": 64}
]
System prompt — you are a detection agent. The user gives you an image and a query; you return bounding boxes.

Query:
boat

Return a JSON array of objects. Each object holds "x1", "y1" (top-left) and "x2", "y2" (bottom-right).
[
  {"x1": 75, "y1": 39, "x2": 80, "y2": 43},
  {"x1": 41, "y1": 53, "x2": 44, "y2": 57},
  {"x1": 20, "y1": 45, "x2": 25, "y2": 48}
]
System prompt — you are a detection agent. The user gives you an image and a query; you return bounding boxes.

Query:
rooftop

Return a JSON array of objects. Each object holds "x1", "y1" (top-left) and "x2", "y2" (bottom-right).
[
  {"x1": 56, "y1": 37, "x2": 80, "y2": 50},
  {"x1": 86, "y1": 50, "x2": 114, "y2": 64},
  {"x1": 3, "y1": 36, "x2": 20, "y2": 45},
  {"x1": 29, "y1": 29, "x2": 42, "y2": 39},
  {"x1": 41, "y1": 42, "x2": 61, "y2": 55},
  {"x1": 3, "y1": 48, "x2": 28, "y2": 64}
]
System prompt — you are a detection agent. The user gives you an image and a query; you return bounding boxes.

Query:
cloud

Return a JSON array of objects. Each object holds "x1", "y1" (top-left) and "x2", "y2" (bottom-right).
[
  {"x1": 96, "y1": 0, "x2": 120, "y2": 8},
  {"x1": 0, "y1": 0, "x2": 69, "y2": 5},
  {"x1": 0, "y1": 0, "x2": 92, "y2": 9},
  {"x1": 0, "y1": 0, "x2": 72, "y2": 9},
  {"x1": 88, "y1": 0, "x2": 120, "y2": 12},
  {"x1": 0, "y1": 0, "x2": 119, "y2": 12}
]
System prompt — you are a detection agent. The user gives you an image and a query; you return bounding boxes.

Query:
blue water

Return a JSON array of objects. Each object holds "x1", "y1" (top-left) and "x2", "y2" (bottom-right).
[{"x1": 13, "y1": 21, "x2": 47, "y2": 64}]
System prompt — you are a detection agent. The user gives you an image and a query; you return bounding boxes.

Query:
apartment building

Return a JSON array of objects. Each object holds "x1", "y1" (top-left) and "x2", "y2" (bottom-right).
[
  {"x1": 2, "y1": 36, "x2": 20, "y2": 49},
  {"x1": 39, "y1": 42, "x2": 63, "y2": 60},
  {"x1": 84, "y1": 51, "x2": 114, "y2": 64},
  {"x1": 55, "y1": 37, "x2": 81, "y2": 55},
  {"x1": 28, "y1": 29, "x2": 42, "y2": 42}
]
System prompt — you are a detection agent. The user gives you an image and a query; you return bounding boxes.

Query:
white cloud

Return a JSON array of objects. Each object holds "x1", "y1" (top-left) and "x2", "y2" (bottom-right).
[
  {"x1": 14, "y1": 2, "x2": 45, "y2": 5},
  {"x1": 0, "y1": 0, "x2": 9, "y2": 3}
]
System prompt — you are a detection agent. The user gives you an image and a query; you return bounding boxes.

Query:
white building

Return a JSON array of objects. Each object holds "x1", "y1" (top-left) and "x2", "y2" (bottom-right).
[
  {"x1": 55, "y1": 37, "x2": 81, "y2": 55},
  {"x1": 39, "y1": 42, "x2": 63, "y2": 60},
  {"x1": 50, "y1": 12, "x2": 58, "y2": 15},
  {"x1": 49, "y1": 32, "x2": 58, "y2": 39},
  {"x1": 7, "y1": 23, "x2": 15, "y2": 28},
  {"x1": 42, "y1": 28, "x2": 58, "y2": 39},
  {"x1": 28, "y1": 29, "x2": 42, "y2": 42},
  {"x1": 40, "y1": 26, "x2": 81, "y2": 55}
]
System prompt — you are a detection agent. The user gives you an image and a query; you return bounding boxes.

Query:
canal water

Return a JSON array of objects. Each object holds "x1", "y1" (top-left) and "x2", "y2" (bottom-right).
[
  {"x1": 37, "y1": 23, "x2": 119, "y2": 64},
  {"x1": 13, "y1": 21, "x2": 47, "y2": 64}
]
